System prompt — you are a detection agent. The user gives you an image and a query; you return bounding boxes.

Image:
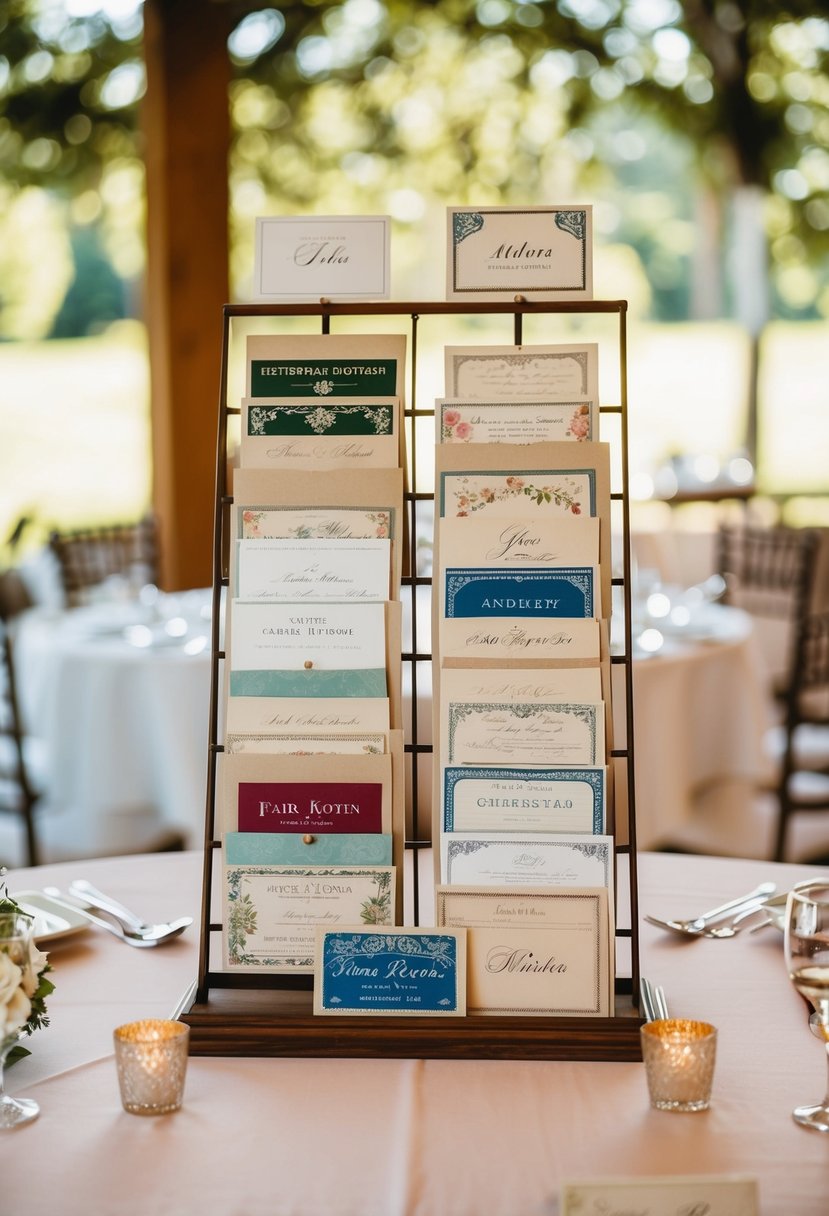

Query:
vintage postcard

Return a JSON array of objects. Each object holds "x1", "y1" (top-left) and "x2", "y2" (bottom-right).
[
  {"x1": 437, "y1": 397, "x2": 595, "y2": 444},
  {"x1": 446, "y1": 206, "x2": 592, "y2": 300},
  {"x1": 314, "y1": 927, "x2": 466, "y2": 1016},
  {"x1": 436, "y1": 885, "x2": 611, "y2": 1016},
  {"x1": 441, "y1": 765, "x2": 606, "y2": 835},
  {"x1": 253, "y1": 214, "x2": 390, "y2": 302},
  {"x1": 444, "y1": 344, "x2": 598, "y2": 401}
]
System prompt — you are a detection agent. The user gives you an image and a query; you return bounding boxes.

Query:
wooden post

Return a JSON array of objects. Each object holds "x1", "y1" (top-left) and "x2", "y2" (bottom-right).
[{"x1": 143, "y1": 0, "x2": 230, "y2": 589}]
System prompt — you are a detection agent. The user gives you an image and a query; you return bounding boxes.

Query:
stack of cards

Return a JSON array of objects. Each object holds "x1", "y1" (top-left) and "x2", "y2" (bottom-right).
[
  {"x1": 432, "y1": 343, "x2": 616, "y2": 1017},
  {"x1": 221, "y1": 333, "x2": 410, "y2": 973}
]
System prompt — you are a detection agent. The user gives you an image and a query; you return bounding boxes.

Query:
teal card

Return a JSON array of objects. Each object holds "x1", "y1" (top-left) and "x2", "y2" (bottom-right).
[{"x1": 225, "y1": 832, "x2": 392, "y2": 866}]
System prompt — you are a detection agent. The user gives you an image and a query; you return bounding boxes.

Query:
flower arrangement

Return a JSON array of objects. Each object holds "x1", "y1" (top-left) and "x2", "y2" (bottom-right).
[{"x1": 0, "y1": 881, "x2": 53, "y2": 1065}]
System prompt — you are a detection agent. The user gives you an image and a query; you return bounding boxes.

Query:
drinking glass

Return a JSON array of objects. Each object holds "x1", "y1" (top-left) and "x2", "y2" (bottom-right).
[
  {"x1": 0, "y1": 910, "x2": 39, "y2": 1128},
  {"x1": 784, "y1": 880, "x2": 829, "y2": 1132}
]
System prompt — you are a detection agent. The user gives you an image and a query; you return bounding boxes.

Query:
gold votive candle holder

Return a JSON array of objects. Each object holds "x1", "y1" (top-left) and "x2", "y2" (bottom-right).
[
  {"x1": 113, "y1": 1019, "x2": 190, "y2": 1116},
  {"x1": 640, "y1": 1018, "x2": 717, "y2": 1112}
]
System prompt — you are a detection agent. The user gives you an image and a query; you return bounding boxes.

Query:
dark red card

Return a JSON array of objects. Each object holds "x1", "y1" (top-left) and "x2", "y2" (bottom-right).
[{"x1": 237, "y1": 782, "x2": 383, "y2": 833}]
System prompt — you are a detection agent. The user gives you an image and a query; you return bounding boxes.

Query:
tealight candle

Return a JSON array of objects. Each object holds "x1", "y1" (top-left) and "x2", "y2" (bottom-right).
[
  {"x1": 640, "y1": 1018, "x2": 717, "y2": 1112},
  {"x1": 113, "y1": 1019, "x2": 190, "y2": 1116}
]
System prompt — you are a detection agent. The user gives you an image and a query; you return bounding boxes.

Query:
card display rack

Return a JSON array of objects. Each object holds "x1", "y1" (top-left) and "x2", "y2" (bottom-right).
[{"x1": 181, "y1": 298, "x2": 643, "y2": 1060}]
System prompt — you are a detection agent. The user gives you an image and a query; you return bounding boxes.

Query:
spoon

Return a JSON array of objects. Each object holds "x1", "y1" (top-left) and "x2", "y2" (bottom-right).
[
  {"x1": 644, "y1": 881, "x2": 776, "y2": 938},
  {"x1": 42, "y1": 888, "x2": 190, "y2": 947},
  {"x1": 68, "y1": 879, "x2": 193, "y2": 939}
]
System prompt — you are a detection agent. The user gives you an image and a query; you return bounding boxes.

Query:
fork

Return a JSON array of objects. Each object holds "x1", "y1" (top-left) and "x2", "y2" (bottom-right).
[{"x1": 644, "y1": 882, "x2": 775, "y2": 938}]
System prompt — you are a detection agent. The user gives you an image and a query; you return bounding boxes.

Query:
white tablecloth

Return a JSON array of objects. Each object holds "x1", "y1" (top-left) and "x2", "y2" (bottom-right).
[
  {"x1": 14, "y1": 597, "x2": 213, "y2": 855},
  {"x1": 5, "y1": 850, "x2": 829, "y2": 1215}
]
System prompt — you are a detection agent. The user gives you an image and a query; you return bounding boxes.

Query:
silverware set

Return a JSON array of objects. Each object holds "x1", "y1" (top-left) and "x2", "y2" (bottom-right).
[
  {"x1": 639, "y1": 976, "x2": 669, "y2": 1021},
  {"x1": 644, "y1": 881, "x2": 776, "y2": 939},
  {"x1": 41, "y1": 880, "x2": 192, "y2": 948}
]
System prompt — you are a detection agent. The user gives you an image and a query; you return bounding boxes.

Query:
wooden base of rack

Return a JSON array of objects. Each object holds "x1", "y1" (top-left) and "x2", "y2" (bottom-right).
[{"x1": 180, "y1": 986, "x2": 644, "y2": 1061}]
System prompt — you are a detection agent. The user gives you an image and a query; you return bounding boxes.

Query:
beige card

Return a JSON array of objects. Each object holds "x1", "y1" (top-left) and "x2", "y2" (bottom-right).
[
  {"x1": 438, "y1": 515, "x2": 598, "y2": 570},
  {"x1": 246, "y1": 333, "x2": 407, "y2": 402},
  {"x1": 436, "y1": 885, "x2": 611, "y2": 1016},
  {"x1": 225, "y1": 696, "x2": 391, "y2": 736},
  {"x1": 240, "y1": 396, "x2": 400, "y2": 471},
  {"x1": 439, "y1": 618, "x2": 601, "y2": 663},
  {"x1": 232, "y1": 466, "x2": 404, "y2": 598},
  {"x1": 225, "y1": 732, "x2": 387, "y2": 756},
  {"x1": 444, "y1": 343, "x2": 598, "y2": 401}
]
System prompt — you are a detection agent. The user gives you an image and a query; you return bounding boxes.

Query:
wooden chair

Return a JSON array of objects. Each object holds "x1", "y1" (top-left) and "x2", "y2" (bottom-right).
[
  {"x1": 775, "y1": 609, "x2": 829, "y2": 861},
  {"x1": 0, "y1": 571, "x2": 39, "y2": 866},
  {"x1": 48, "y1": 516, "x2": 160, "y2": 607}
]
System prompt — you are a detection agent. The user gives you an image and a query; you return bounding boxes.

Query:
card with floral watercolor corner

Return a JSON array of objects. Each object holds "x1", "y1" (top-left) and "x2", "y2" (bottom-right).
[
  {"x1": 444, "y1": 343, "x2": 598, "y2": 401},
  {"x1": 436, "y1": 397, "x2": 596, "y2": 445},
  {"x1": 446, "y1": 206, "x2": 593, "y2": 301},
  {"x1": 240, "y1": 395, "x2": 401, "y2": 470}
]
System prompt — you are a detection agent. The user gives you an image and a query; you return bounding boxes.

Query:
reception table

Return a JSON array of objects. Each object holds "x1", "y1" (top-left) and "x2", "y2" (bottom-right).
[{"x1": 6, "y1": 849, "x2": 828, "y2": 1214}]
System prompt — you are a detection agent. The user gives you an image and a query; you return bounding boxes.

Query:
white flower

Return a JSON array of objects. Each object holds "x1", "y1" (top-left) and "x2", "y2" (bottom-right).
[
  {"x1": 21, "y1": 940, "x2": 48, "y2": 998},
  {"x1": 2, "y1": 987, "x2": 32, "y2": 1036},
  {"x1": 0, "y1": 952, "x2": 22, "y2": 1008}
]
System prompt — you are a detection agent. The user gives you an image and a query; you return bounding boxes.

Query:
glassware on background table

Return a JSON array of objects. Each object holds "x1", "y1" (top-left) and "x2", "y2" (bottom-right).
[
  {"x1": 113, "y1": 1019, "x2": 190, "y2": 1115},
  {"x1": 640, "y1": 1019, "x2": 717, "y2": 1112},
  {"x1": 784, "y1": 879, "x2": 829, "y2": 1132},
  {"x1": 0, "y1": 911, "x2": 40, "y2": 1128}
]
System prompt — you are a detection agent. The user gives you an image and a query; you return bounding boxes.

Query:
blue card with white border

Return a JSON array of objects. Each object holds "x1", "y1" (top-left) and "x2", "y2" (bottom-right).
[
  {"x1": 443, "y1": 566, "x2": 597, "y2": 619},
  {"x1": 314, "y1": 927, "x2": 467, "y2": 1016}
]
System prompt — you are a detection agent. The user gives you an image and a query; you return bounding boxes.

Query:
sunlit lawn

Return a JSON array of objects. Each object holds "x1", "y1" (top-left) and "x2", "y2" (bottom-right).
[{"x1": 0, "y1": 317, "x2": 826, "y2": 555}]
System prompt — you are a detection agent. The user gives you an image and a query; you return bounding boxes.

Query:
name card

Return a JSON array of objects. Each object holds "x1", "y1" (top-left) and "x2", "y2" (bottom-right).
[
  {"x1": 561, "y1": 1175, "x2": 758, "y2": 1216},
  {"x1": 253, "y1": 215, "x2": 390, "y2": 301},
  {"x1": 314, "y1": 927, "x2": 466, "y2": 1016}
]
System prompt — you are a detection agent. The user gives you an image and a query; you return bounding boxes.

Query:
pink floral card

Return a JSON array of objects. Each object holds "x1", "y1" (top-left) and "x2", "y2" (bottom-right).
[{"x1": 436, "y1": 398, "x2": 595, "y2": 445}]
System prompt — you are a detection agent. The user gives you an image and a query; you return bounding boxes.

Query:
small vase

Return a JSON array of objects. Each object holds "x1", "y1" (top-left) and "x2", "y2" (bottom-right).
[{"x1": 0, "y1": 912, "x2": 39, "y2": 1128}]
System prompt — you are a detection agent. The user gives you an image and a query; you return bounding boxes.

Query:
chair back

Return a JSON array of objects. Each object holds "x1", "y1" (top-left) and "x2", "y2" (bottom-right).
[
  {"x1": 0, "y1": 613, "x2": 39, "y2": 866},
  {"x1": 48, "y1": 515, "x2": 160, "y2": 607}
]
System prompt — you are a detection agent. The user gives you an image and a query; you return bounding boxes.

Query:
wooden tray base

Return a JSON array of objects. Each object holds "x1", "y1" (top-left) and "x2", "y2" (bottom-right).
[{"x1": 180, "y1": 986, "x2": 644, "y2": 1061}]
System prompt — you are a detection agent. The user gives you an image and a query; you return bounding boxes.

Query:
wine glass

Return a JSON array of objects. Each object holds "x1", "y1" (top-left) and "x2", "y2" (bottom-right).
[{"x1": 784, "y1": 880, "x2": 829, "y2": 1132}]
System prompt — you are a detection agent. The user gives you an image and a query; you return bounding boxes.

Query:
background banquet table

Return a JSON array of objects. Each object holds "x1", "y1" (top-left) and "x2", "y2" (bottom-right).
[{"x1": 6, "y1": 849, "x2": 829, "y2": 1215}]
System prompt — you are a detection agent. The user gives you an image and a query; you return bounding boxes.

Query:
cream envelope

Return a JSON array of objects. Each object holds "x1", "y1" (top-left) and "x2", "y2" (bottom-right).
[
  {"x1": 436, "y1": 397, "x2": 596, "y2": 445},
  {"x1": 232, "y1": 466, "x2": 404, "y2": 598},
  {"x1": 235, "y1": 538, "x2": 391, "y2": 602},
  {"x1": 436, "y1": 885, "x2": 612, "y2": 1017},
  {"x1": 439, "y1": 618, "x2": 601, "y2": 663},
  {"x1": 240, "y1": 395, "x2": 400, "y2": 471},
  {"x1": 444, "y1": 343, "x2": 598, "y2": 402},
  {"x1": 438, "y1": 515, "x2": 598, "y2": 570}
]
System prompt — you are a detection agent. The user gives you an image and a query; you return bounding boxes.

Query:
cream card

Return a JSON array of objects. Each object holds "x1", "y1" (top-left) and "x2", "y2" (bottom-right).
[
  {"x1": 253, "y1": 214, "x2": 390, "y2": 302},
  {"x1": 438, "y1": 516, "x2": 598, "y2": 570},
  {"x1": 441, "y1": 663, "x2": 603, "y2": 714},
  {"x1": 442, "y1": 696, "x2": 604, "y2": 764},
  {"x1": 225, "y1": 732, "x2": 386, "y2": 756},
  {"x1": 441, "y1": 833, "x2": 614, "y2": 890},
  {"x1": 246, "y1": 333, "x2": 406, "y2": 400},
  {"x1": 241, "y1": 396, "x2": 400, "y2": 470},
  {"x1": 446, "y1": 206, "x2": 592, "y2": 301},
  {"x1": 444, "y1": 344, "x2": 598, "y2": 401},
  {"x1": 440, "y1": 618, "x2": 601, "y2": 662},
  {"x1": 229, "y1": 601, "x2": 387, "y2": 698},
  {"x1": 436, "y1": 886, "x2": 611, "y2": 1016},
  {"x1": 561, "y1": 1177, "x2": 758, "y2": 1216},
  {"x1": 437, "y1": 397, "x2": 595, "y2": 444},
  {"x1": 441, "y1": 766, "x2": 606, "y2": 834},
  {"x1": 225, "y1": 697, "x2": 391, "y2": 735},
  {"x1": 236, "y1": 539, "x2": 391, "y2": 602},
  {"x1": 224, "y1": 863, "x2": 395, "y2": 972}
]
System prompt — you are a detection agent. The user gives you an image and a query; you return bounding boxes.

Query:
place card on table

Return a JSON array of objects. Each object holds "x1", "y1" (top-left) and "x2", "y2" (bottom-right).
[
  {"x1": 314, "y1": 927, "x2": 466, "y2": 1016},
  {"x1": 246, "y1": 333, "x2": 406, "y2": 401},
  {"x1": 440, "y1": 766, "x2": 606, "y2": 836},
  {"x1": 223, "y1": 860, "x2": 396, "y2": 972},
  {"x1": 446, "y1": 205, "x2": 593, "y2": 301},
  {"x1": 439, "y1": 617, "x2": 601, "y2": 663},
  {"x1": 253, "y1": 214, "x2": 391, "y2": 302},
  {"x1": 444, "y1": 343, "x2": 598, "y2": 401},
  {"x1": 437, "y1": 397, "x2": 596, "y2": 444},
  {"x1": 440, "y1": 833, "x2": 613, "y2": 891},
  {"x1": 220, "y1": 751, "x2": 393, "y2": 836},
  {"x1": 436, "y1": 885, "x2": 612, "y2": 1016},
  {"x1": 235, "y1": 538, "x2": 391, "y2": 603},
  {"x1": 560, "y1": 1176, "x2": 758, "y2": 1216},
  {"x1": 241, "y1": 396, "x2": 401, "y2": 471}
]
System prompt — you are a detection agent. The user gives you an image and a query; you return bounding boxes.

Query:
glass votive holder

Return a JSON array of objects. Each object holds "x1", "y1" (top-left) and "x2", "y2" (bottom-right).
[
  {"x1": 113, "y1": 1019, "x2": 190, "y2": 1116},
  {"x1": 640, "y1": 1018, "x2": 717, "y2": 1112}
]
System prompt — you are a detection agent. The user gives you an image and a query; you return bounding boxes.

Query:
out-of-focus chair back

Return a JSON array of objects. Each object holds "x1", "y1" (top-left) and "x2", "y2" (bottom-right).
[
  {"x1": 0, "y1": 568, "x2": 39, "y2": 866},
  {"x1": 775, "y1": 609, "x2": 829, "y2": 861},
  {"x1": 48, "y1": 515, "x2": 160, "y2": 607}
]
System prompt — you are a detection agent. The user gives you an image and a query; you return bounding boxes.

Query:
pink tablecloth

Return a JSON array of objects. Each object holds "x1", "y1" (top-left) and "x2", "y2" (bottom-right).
[{"x1": 6, "y1": 850, "x2": 829, "y2": 1215}]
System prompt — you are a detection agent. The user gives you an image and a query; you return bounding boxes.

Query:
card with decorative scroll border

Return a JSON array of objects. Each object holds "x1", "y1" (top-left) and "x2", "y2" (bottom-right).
[
  {"x1": 223, "y1": 864, "x2": 395, "y2": 973},
  {"x1": 441, "y1": 766, "x2": 606, "y2": 835},
  {"x1": 437, "y1": 397, "x2": 596, "y2": 443},
  {"x1": 444, "y1": 344, "x2": 598, "y2": 401},
  {"x1": 441, "y1": 833, "x2": 613, "y2": 893},
  {"x1": 443, "y1": 696, "x2": 604, "y2": 766},
  {"x1": 561, "y1": 1176, "x2": 758, "y2": 1216},
  {"x1": 313, "y1": 927, "x2": 467, "y2": 1016},
  {"x1": 225, "y1": 732, "x2": 386, "y2": 756},
  {"x1": 253, "y1": 215, "x2": 390, "y2": 302},
  {"x1": 246, "y1": 333, "x2": 406, "y2": 399},
  {"x1": 435, "y1": 886, "x2": 610, "y2": 1016},
  {"x1": 442, "y1": 566, "x2": 599, "y2": 620},
  {"x1": 447, "y1": 206, "x2": 592, "y2": 300},
  {"x1": 241, "y1": 396, "x2": 400, "y2": 470}
]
